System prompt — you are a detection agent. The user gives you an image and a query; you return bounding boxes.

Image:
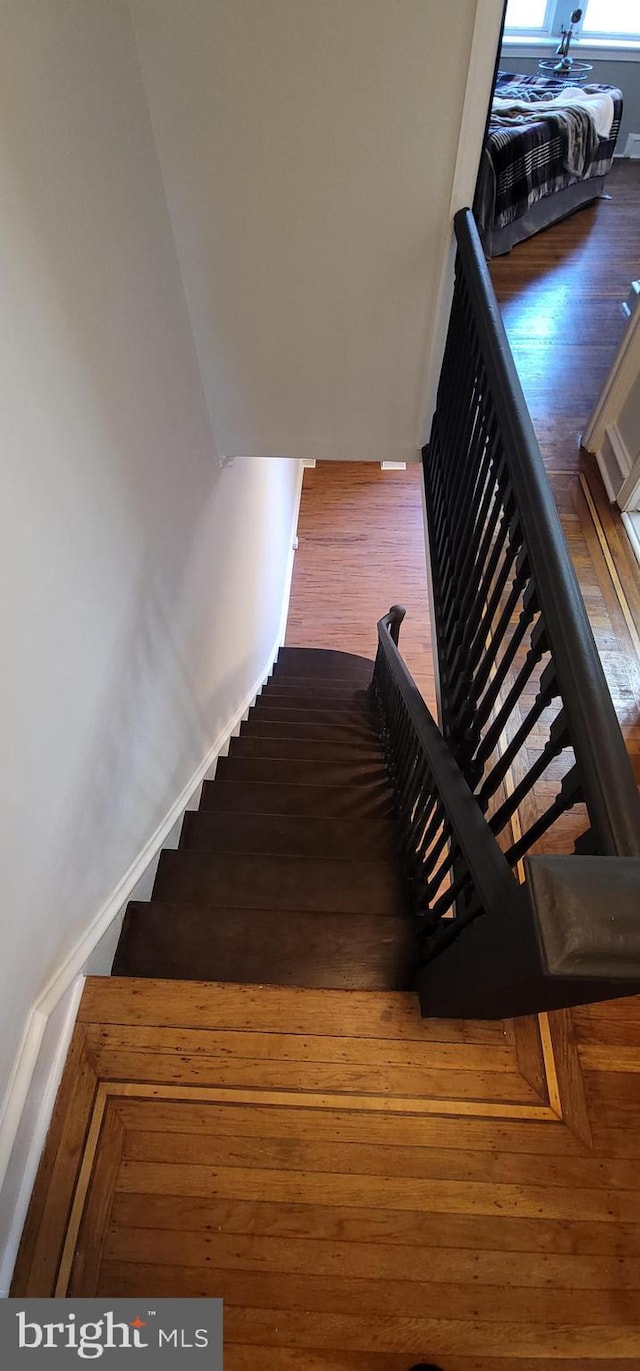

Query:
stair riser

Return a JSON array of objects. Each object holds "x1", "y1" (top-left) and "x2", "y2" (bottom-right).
[
  {"x1": 200, "y1": 780, "x2": 395, "y2": 819},
  {"x1": 113, "y1": 903, "x2": 413, "y2": 989},
  {"x1": 215, "y1": 756, "x2": 390, "y2": 787},
  {"x1": 244, "y1": 716, "x2": 379, "y2": 743},
  {"x1": 261, "y1": 689, "x2": 373, "y2": 712},
  {"x1": 265, "y1": 678, "x2": 371, "y2": 692},
  {"x1": 154, "y1": 850, "x2": 403, "y2": 916},
  {"x1": 180, "y1": 810, "x2": 397, "y2": 859},
  {"x1": 229, "y1": 737, "x2": 382, "y2": 763},
  {"x1": 270, "y1": 676, "x2": 372, "y2": 692},
  {"x1": 252, "y1": 702, "x2": 377, "y2": 726}
]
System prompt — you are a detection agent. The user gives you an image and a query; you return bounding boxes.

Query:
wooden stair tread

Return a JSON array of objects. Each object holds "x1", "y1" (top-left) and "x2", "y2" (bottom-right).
[
  {"x1": 228, "y1": 736, "x2": 382, "y2": 763},
  {"x1": 263, "y1": 678, "x2": 372, "y2": 694},
  {"x1": 79, "y1": 975, "x2": 510, "y2": 1041},
  {"x1": 267, "y1": 674, "x2": 372, "y2": 691},
  {"x1": 252, "y1": 701, "x2": 377, "y2": 725},
  {"x1": 241, "y1": 716, "x2": 379, "y2": 742},
  {"x1": 275, "y1": 647, "x2": 374, "y2": 677},
  {"x1": 215, "y1": 756, "x2": 390, "y2": 787},
  {"x1": 261, "y1": 680, "x2": 372, "y2": 702},
  {"x1": 153, "y1": 850, "x2": 405, "y2": 916},
  {"x1": 200, "y1": 779, "x2": 395, "y2": 819},
  {"x1": 112, "y1": 903, "x2": 414, "y2": 988},
  {"x1": 180, "y1": 810, "x2": 397, "y2": 859}
]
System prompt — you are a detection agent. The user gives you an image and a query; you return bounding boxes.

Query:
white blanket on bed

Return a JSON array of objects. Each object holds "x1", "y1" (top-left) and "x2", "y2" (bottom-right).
[{"x1": 492, "y1": 87, "x2": 615, "y2": 140}]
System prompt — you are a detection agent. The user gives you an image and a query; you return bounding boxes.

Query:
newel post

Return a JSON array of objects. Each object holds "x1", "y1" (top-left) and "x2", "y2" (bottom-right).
[{"x1": 387, "y1": 604, "x2": 407, "y2": 646}]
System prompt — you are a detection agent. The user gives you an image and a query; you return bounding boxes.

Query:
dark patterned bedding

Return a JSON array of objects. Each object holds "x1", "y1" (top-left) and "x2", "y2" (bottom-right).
[{"x1": 474, "y1": 72, "x2": 623, "y2": 254}]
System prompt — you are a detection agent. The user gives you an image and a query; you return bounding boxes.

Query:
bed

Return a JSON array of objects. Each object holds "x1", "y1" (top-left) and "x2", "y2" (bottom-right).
[{"x1": 474, "y1": 72, "x2": 623, "y2": 257}]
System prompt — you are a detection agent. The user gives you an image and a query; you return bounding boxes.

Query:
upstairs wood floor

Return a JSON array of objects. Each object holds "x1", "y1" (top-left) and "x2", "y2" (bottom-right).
[{"x1": 14, "y1": 164, "x2": 640, "y2": 1366}]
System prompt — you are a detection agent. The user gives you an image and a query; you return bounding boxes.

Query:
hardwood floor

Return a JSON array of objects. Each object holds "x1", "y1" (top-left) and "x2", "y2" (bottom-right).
[
  {"x1": 490, "y1": 160, "x2": 640, "y2": 788},
  {"x1": 286, "y1": 462, "x2": 435, "y2": 706},
  {"x1": 12, "y1": 977, "x2": 640, "y2": 1366},
  {"x1": 12, "y1": 167, "x2": 640, "y2": 1365},
  {"x1": 489, "y1": 162, "x2": 640, "y2": 474}
]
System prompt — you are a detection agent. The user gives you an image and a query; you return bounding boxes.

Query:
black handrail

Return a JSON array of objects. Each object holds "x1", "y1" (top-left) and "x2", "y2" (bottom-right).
[
  {"x1": 372, "y1": 606, "x2": 527, "y2": 951},
  {"x1": 424, "y1": 208, "x2": 640, "y2": 862},
  {"x1": 371, "y1": 205, "x2": 640, "y2": 1018},
  {"x1": 373, "y1": 604, "x2": 640, "y2": 1019}
]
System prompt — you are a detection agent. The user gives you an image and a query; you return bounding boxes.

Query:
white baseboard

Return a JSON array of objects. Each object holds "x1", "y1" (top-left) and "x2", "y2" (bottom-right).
[
  {"x1": 0, "y1": 977, "x2": 84, "y2": 1297},
  {"x1": 594, "y1": 423, "x2": 633, "y2": 503},
  {"x1": 0, "y1": 459, "x2": 303, "y2": 1294},
  {"x1": 622, "y1": 511, "x2": 640, "y2": 568}
]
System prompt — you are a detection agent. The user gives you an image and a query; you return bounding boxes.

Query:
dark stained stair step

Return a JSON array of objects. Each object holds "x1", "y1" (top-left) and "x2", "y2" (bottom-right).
[
  {"x1": 180, "y1": 810, "x2": 398, "y2": 859},
  {"x1": 215, "y1": 756, "x2": 390, "y2": 787},
  {"x1": 200, "y1": 779, "x2": 395, "y2": 819},
  {"x1": 276, "y1": 647, "x2": 374, "y2": 678},
  {"x1": 228, "y1": 736, "x2": 382, "y2": 764},
  {"x1": 112, "y1": 903, "x2": 415, "y2": 989},
  {"x1": 260, "y1": 686, "x2": 373, "y2": 712},
  {"x1": 242, "y1": 716, "x2": 379, "y2": 743},
  {"x1": 252, "y1": 701, "x2": 377, "y2": 727},
  {"x1": 263, "y1": 676, "x2": 372, "y2": 695},
  {"x1": 111, "y1": 642, "x2": 411, "y2": 992},
  {"x1": 264, "y1": 677, "x2": 372, "y2": 695},
  {"x1": 153, "y1": 849, "x2": 405, "y2": 916},
  {"x1": 269, "y1": 673, "x2": 372, "y2": 692}
]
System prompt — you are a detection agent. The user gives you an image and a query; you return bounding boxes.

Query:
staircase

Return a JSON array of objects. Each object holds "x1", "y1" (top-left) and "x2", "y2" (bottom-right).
[
  {"x1": 113, "y1": 208, "x2": 640, "y2": 1019},
  {"x1": 113, "y1": 646, "x2": 415, "y2": 989}
]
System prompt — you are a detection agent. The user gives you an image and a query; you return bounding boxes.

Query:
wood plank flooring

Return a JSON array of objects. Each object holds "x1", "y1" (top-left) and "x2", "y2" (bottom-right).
[
  {"x1": 286, "y1": 462, "x2": 435, "y2": 706},
  {"x1": 12, "y1": 165, "x2": 640, "y2": 1366},
  {"x1": 12, "y1": 978, "x2": 640, "y2": 1368},
  {"x1": 490, "y1": 159, "x2": 640, "y2": 792},
  {"x1": 489, "y1": 162, "x2": 640, "y2": 474}
]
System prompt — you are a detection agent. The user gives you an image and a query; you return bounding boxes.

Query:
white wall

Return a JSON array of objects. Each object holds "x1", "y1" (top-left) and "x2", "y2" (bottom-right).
[
  {"x1": 0, "y1": 0, "x2": 301, "y2": 1143},
  {"x1": 130, "y1": 0, "x2": 485, "y2": 462}
]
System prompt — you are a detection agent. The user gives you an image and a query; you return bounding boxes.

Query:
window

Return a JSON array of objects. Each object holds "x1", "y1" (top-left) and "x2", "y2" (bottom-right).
[
  {"x1": 580, "y1": 0, "x2": 640, "y2": 39},
  {"x1": 503, "y1": 0, "x2": 640, "y2": 40},
  {"x1": 503, "y1": 0, "x2": 551, "y2": 30}
]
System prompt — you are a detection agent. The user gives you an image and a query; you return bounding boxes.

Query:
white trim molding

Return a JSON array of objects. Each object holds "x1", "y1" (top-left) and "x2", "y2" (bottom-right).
[
  {"x1": 502, "y1": 35, "x2": 640, "y2": 60},
  {"x1": 583, "y1": 306, "x2": 640, "y2": 456},
  {"x1": 0, "y1": 978, "x2": 84, "y2": 1297},
  {"x1": 0, "y1": 653, "x2": 277, "y2": 1294},
  {"x1": 0, "y1": 457, "x2": 304, "y2": 1295},
  {"x1": 622, "y1": 511, "x2": 640, "y2": 568},
  {"x1": 619, "y1": 456, "x2": 640, "y2": 513},
  {"x1": 583, "y1": 309, "x2": 640, "y2": 510},
  {"x1": 596, "y1": 423, "x2": 634, "y2": 503}
]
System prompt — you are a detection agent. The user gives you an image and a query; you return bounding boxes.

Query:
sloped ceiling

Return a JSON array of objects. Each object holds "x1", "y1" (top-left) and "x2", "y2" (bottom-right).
[{"x1": 130, "y1": 0, "x2": 500, "y2": 461}]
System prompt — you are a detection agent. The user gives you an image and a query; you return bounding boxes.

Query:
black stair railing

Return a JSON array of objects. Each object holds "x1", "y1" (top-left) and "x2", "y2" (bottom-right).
[{"x1": 371, "y1": 208, "x2": 640, "y2": 1019}]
